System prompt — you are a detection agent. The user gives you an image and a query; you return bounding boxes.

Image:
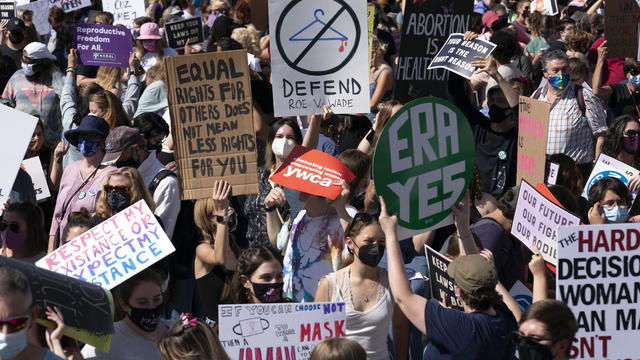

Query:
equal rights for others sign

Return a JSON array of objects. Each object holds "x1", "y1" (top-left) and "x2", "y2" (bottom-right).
[
  {"x1": 268, "y1": 0, "x2": 369, "y2": 116},
  {"x1": 427, "y1": 34, "x2": 496, "y2": 80},
  {"x1": 557, "y1": 224, "x2": 640, "y2": 359},
  {"x1": 37, "y1": 200, "x2": 175, "y2": 289},
  {"x1": 511, "y1": 181, "x2": 579, "y2": 266},
  {"x1": 74, "y1": 24, "x2": 131, "y2": 68},
  {"x1": 270, "y1": 145, "x2": 355, "y2": 200},
  {"x1": 517, "y1": 96, "x2": 550, "y2": 186},
  {"x1": 373, "y1": 97, "x2": 475, "y2": 239},
  {"x1": 219, "y1": 302, "x2": 346, "y2": 360},
  {"x1": 164, "y1": 50, "x2": 259, "y2": 198}
]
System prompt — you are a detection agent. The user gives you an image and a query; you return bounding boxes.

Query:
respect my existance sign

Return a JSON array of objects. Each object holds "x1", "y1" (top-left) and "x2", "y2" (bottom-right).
[
  {"x1": 557, "y1": 224, "x2": 640, "y2": 359},
  {"x1": 37, "y1": 200, "x2": 175, "y2": 289}
]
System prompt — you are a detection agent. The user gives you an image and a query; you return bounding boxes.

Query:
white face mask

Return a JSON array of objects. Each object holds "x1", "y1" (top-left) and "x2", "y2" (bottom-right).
[
  {"x1": 0, "y1": 327, "x2": 28, "y2": 358},
  {"x1": 21, "y1": 62, "x2": 35, "y2": 76},
  {"x1": 271, "y1": 138, "x2": 296, "y2": 160}
]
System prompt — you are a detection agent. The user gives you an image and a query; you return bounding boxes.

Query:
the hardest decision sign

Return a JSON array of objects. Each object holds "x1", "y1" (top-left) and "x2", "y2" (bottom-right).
[{"x1": 37, "y1": 200, "x2": 175, "y2": 289}]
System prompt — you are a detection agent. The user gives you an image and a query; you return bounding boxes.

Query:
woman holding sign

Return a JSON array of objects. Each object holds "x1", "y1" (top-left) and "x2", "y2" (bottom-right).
[{"x1": 314, "y1": 212, "x2": 408, "y2": 360}]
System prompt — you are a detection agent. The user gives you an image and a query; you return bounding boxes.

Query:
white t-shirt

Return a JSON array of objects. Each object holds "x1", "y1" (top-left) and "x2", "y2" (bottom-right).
[
  {"x1": 81, "y1": 320, "x2": 169, "y2": 360},
  {"x1": 138, "y1": 47, "x2": 179, "y2": 81}
]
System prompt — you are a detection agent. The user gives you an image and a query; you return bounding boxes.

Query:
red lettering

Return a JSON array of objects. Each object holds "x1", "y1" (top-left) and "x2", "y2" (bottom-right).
[
  {"x1": 275, "y1": 347, "x2": 282, "y2": 360},
  {"x1": 44, "y1": 253, "x2": 58, "y2": 270},
  {"x1": 594, "y1": 231, "x2": 609, "y2": 251},
  {"x1": 312, "y1": 323, "x2": 321, "y2": 341},
  {"x1": 627, "y1": 228, "x2": 640, "y2": 250},
  {"x1": 300, "y1": 323, "x2": 310, "y2": 342},
  {"x1": 611, "y1": 229, "x2": 624, "y2": 251},
  {"x1": 578, "y1": 230, "x2": 592, "y2": 252},
  {"x1": 334, "y1": 320, "x2": 346, "y2": 337},
  {"x1": 323, "y1": 321, "x2": 333, "y2": 338},
  {"x1": 517, "y1": 153, "x2": 535, "y2": 176}
]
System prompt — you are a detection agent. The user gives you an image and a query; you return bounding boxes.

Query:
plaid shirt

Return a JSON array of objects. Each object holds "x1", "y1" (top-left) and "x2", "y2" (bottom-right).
[{"x1": 534, "y1": 83, "x2": 608, "y2": 164}]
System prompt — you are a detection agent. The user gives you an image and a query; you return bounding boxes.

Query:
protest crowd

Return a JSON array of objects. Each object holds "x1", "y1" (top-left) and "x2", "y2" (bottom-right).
[{"x1": 0, "y1": 0, "x2": 639, "y2": 359}]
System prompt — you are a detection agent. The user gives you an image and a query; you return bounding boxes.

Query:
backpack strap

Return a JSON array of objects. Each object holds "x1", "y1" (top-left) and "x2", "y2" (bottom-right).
[
  {"x1": 575, "y1": 85, "x2": 586, "y2": 118},
  {"x1": 149, "y1": 169, "x2": 176, "y2": 195},
  {"x1": 531, "y1": 86, "x2": 543, "y2": 99}
]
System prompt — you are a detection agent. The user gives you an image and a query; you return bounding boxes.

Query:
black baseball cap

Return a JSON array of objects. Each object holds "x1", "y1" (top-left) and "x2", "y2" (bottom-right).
[{"x1": 7, "y1": 18, "x2": 26, "y2": 32}]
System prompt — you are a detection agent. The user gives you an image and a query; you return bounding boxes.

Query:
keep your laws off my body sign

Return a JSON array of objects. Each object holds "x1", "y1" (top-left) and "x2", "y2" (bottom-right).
[
  {"x1": 373, "y1": 97, "x2": 475, "y2": 239},
  {"x1": 164, "y1": 50, "x2": 259, "y2": 198},
  {"x1": 268, "y1": 0, "x2": 369, "y2": 116}
]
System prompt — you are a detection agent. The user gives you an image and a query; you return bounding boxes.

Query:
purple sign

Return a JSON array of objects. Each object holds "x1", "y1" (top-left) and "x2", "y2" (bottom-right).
[{"x1": 74, "y1": 23, "x2": 131, "y2": 68}]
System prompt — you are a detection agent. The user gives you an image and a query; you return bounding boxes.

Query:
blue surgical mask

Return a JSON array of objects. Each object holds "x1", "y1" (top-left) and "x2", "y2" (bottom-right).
[
  {"x1": 603, "y1": 206, "x2": 629, "y2": 223},
  {"x1": 0, "y1": 327, "x2": 28, "y2": 358},
  {"x1": 629, "y1": 75, "x2": 640, "y2": 89},
  {"x1": 548, "y1": 73, "x2": 570, "y2": 90},
  {"x1": 78, "y1": 138, "x2": 101, "y2": 158}
]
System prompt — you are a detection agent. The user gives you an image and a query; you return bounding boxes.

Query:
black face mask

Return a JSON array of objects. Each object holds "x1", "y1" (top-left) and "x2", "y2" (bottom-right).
[
  {"x1": 489, "y1": 104, "x2": 511, "y2": 123},
  {"x1": 251, "y1": 282, "x2": 283, "y2": 303},
  {"x1": 356, "y1": 244, "x2": 385, "y2": 267},
  {"x1": 146, "y1": 143, "x2": 162, "y2": 152},
  {"x1": 518, "y1": 339, "x2": 554, "y2": 360},
  {"x1": 126, "y1": 302, "x2": 164, "y2": 332},
  {"x1": 116, "y1": 157, "x2": 140, "y2": 169},
  {"x1": 9, "y1": 30, "x2": 24, "y2": 44},
  {"x1": 107, "y1": 191, "x2": 131, "y2": 212}
]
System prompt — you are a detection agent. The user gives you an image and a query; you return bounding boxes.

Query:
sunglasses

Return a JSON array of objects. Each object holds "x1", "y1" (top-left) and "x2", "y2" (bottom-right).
[
  {"x1": 512, "y1": 331, "x2": 553, "y2": 345},
  {"x1": 104, "y1": 185, "x2": 129, "y2": 194},
  {"x1": 344, "y1": 212, "x2": 379, "y2": 237},
  {"x1": 624, "y1": 130, "x2": 640, "y2": 137},
  {"x1": 0, "y1": 315, "x2": 29, "y2": 333},
  {"x1": 0, "y1": 221, "x2": 21, "y2": 233}
]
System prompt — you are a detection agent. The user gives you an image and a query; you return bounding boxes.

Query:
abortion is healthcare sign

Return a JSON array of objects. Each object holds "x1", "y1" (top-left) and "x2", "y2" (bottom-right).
[
  {"x1": 373, "y1": 97, "x2": 475, "y2": 239},
  {"x1": 37, "y1": 200, "x2": 175, "y2": 289}
]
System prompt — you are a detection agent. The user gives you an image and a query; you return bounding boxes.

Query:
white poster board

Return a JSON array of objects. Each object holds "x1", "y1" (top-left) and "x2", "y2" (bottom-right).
[
  {"x1": 0, "y1": 106, "x2": 38, "y2": 212},
  {"x1": 17, "y1": 0, "x2": 50, "y2": 36},
  {"x1": 268, "y1": 0, "x2": 369, "y2": 116},
  {"x1": 37, "y1": 200, "x2": 175, "y2": 289},
  {"x1": 582, "y1": 153, "x2": 640, "y2": 200},
  {"x1": 219, "y1": 302, "x2": 347, "y2": 360},
  {"x1": 50, "y1": 0, "x2": 92, "y2": 12},
  {"x1": 510, "y1": 180, "x2": 580, "y2": 266},
  {"x1": 557, "y1": 223, "x2": 640, "y2": 359},
  {"x1": 22, "y1": 157, "x2": 51, "y2": 201},
  {"x1": 102, "y1": 0, "x2": 146, "y2": 29},
  {"x1": 509, "y1": 280, "x2": 533, "y2": 312}
]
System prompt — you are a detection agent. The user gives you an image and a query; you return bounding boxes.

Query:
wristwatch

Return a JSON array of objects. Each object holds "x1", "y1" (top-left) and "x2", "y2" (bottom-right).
[{"x1": 216, "y1": 215, "x2": 230, "y2": 224}]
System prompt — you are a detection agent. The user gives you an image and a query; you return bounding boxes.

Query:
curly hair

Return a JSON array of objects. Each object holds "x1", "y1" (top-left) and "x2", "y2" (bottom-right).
[
  {"x1": 95, "y1": 167, "x2": 157, "y2": 218},
  {"x1": 158, "y1": 315, "x2": 230, "y2": 360},
  {"x1": 229, "y1": 245, "x2": 282, "y2": 304},
  {"x1": 458, "y1": 287, "x2": 502, "y2": 312},
  {"x1": 231, "y1": 25, "x2": 260, "y2": 56},
  {"x1": 564, "y1": 30, "x2": 594, "y2": 53}
]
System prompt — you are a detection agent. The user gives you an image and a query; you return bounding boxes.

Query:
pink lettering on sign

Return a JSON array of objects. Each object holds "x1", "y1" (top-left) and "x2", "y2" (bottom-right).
[
  {"x1": 519, "y1": 114, "x2": 544, "y2": 139},
  {"x1": 517, "y1": 153, "x2": 535, "y2": 176}
]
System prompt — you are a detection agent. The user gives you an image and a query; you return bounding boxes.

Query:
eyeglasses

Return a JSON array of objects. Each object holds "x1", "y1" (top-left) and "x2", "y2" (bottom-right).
[
  {"x1": 602, "y1": 199, "x2": 626, "y2": 209},
  {"x1": 104, "y1": 185, "x2": 129, "y2": 194},
  {"x1": 512, "y1": 331, "x2": 553, "y2": 345},
  {"x1": 0, "y1": 315, "x2": 30, "y2": 333},
  {"x1": 624, "y1": 130, "x2": 640, "y2": 137},
  {"x1": 0, "y1": 221, "x2": 21, "y2": 233}
]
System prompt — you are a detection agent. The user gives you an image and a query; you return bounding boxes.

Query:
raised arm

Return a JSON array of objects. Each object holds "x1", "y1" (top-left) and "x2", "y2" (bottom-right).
[
  {"x1": 194, "y1": 180, "x2": 232, "y2": 267},
  {"x1": 471, "y1": 55, "x2": 519, "y2": 108},
  {"x1": 592, "y1": 41, "x2": 613, "y2": 104},
  {"x1": 451, "y1": 192, "x2": 479, "y2": 256}
]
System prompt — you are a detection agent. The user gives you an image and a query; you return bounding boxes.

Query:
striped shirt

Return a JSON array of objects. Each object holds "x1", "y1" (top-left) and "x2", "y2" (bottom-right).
[{"x1": 534, "y1": 82, "x2": 607, "y2": 164}]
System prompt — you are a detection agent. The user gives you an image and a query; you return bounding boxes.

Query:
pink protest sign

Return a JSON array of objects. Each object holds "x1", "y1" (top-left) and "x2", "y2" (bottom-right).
[
  {"x1": 36, "y1": 200, "x2": 175, "y2": 289},
  {"x1": 516, "y1": 96, "x2": 550, "y2": 186}
]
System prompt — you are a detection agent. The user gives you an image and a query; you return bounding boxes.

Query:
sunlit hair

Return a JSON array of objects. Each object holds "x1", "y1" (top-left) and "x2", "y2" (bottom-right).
[
  {"x1": 158, "y1": 315, "x2": 230, "y2": 360},
  {"x1": 229, "y1": 244, "x2": 282, "y2": 304},
  {"x1": 95, "y1": 167, "x2": 156, "y2": 218},
  {"x1": 193, "y1": 198, "x2": 239, "y2": 253},
  {"x1": 231, "y1": 25, "x2": 260, "y2": 56},
  {"x1": 338, "y1": 150, "x2": 371, "y2": 202},
  {"x1": 90, "y1": 91, "x2": 130, "y2": 129},
  {"x1": 95, "y1": 11, "x2": 114, "y2": 25},
  {"x1": 310, "y1": 338, "x2": 366, "y2": 360},
  {"x1": 96, "y1": 66, "x2": 124, "y2": 95}
]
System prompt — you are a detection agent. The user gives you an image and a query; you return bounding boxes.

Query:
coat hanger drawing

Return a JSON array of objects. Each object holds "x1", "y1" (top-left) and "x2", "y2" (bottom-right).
[{"x1": 289, "y1": 9, "x2": 348, "y2": 42}]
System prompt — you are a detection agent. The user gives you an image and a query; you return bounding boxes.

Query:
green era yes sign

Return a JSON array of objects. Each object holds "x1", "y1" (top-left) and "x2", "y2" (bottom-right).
[{"x1": 373, "y1": 97, "x2": 475, "y2": 234}]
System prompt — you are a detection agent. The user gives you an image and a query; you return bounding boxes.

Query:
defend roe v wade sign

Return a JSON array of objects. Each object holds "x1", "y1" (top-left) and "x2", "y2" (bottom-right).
[
  {"x1": 268, "y1": 0, "x2": 369, "y2": 116},
  {"x1": 373, "y1": 97, "x2": 475, "y2": 239}
]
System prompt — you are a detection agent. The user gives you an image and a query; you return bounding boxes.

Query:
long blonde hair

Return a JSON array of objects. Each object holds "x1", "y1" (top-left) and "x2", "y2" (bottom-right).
[
  {"x1": 96, "y1": 66, "x2": 124, "y2": 95},
  {"x1": 193, "y1": 198, "x2": 239, "y2": 254},
  {"x1": 95, "y1": 167, "x2": 157, "y2": 218},
  {"x1": 90, "y1": 91, "x2": 131, "y2": 129}
]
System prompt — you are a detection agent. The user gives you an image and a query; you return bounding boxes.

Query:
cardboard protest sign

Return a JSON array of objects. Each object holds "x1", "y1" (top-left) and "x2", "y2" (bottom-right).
[
  {"x1": 0, "y1": 2, "x2": 15, "y2": 21},
  {"x1": 22, "y1": 157, "x2": 51, "y2": 201},
  {"x1": 17, "y1": 0, "x2": 50, "y2": 35},
  {"x1": 582, "y1": 153, "x2": 639, "y2": 200},
  {"x1": 509, "y1": 280, "x2": 533, "y2": 312},
  {"x1": 268, "y1": 0, "x2": 369, "y2": 116},
  {"x1": 164, "y1": 17, "x2": 204, "y2": 49},
  {"x1": 532, "y1": 0, "x2": 558, "y2": 15},
  {"x1": 372, "y1": 97, "x2": 475, "y2": 239},
  {"x1": 605, "y1": 0, "x2": 640, "y2": 59},
  {"x1": 51, "y1": 0, "x2": 91, "y2": 13},
  {"x1": 37, "y1": 200, "x2": 175, "y2": 289},
  {"x1": 427, "y1": 34, "x2": 496, "y2": 80},
  {"x1": 164, "y1": 50, "x2": 258, "y2": 198},
  {"x1": 0, "y1": 106, "x2": 38, "y2": 213},
  {"x1": 270, "y1": 145, "x2": 355, "y2": 200},
  {"x1": 425, "y1": 245, "x2": 463, "y2": 310},
  {"x1": 516, "y1": 96, "x2": 550, "y2": 186},
  {"x1": 102, "y1": 0, "x2": 146, "y2": 29},
  {"x1": 74, "y1": 24, "x2": 131, "y2": 68},
  {"x1": 251, "y1": 0, "x2": 268, "y2": 31},
  {"x1": 394, "y1": 0, "x2": 473, "y2": 102},
  {"x1": 557, "y1": 223, "x2": 640, "y2": 359},
  {"x1": 511, "y1": 180, "x2": 579, "y2": 266},
  {"x1": 0, "y1": 256, "x2": 114, "y2": 334},
  {"x1": 219, "y1": 302, "x2": 346, "y2": 360}
]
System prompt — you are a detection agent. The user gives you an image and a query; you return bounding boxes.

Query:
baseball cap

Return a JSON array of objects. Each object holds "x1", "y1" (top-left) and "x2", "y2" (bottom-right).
[
  {"x1": 102, "y1": 126, "x2": 144, "y2": 165},
  {"x1": 6, "y1": 18, "x2": 26, "y2": 32},
  {"x1": 447, "y1": 254, "x2": 498, "y2": 296},
  {"x1": 23, "y1": 42, "x2": 56, "y2": 61}
]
